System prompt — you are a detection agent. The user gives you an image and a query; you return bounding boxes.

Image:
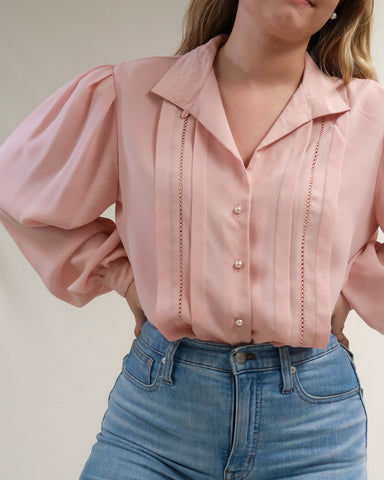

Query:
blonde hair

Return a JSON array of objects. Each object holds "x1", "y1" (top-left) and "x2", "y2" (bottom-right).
[{"x1": 176, "y1": 0, "x2": 377, "y2": 83}]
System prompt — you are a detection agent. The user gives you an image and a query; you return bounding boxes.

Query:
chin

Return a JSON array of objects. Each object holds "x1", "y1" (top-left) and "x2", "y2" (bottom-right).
[{"x1": 267, "y1": 9, "x2": 315, "y2": 44}]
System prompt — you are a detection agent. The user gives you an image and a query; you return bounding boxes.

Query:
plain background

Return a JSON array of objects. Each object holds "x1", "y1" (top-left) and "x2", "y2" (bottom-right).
[{"x1": 1, "y1": 1, "x2": 384, "y2": 479}]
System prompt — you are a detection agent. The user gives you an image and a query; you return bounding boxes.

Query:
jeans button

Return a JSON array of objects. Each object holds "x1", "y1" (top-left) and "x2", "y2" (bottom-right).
[{"x1": 235, "y1": 352, "x2": 246, "y2": 364}]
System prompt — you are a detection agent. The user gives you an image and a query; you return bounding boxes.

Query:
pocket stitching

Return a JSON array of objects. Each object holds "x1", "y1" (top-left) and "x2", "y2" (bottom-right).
[
  {"x1": 122, "y1": 362, "x2": 163, "y2": 392},
  {"x1": 292, "y1": 370, "x2": 360, "y2": 404},
  {"x1": 132, "y1": 340, "x2": 153, "y2": 366},
  {"x1": 338, "y1": 341, "x2": 355, "y2": 361},
  {"x1": 122, "y1": 368, "x2": 162, "y2": 392},
  {"x1": 122, "y1": 343, "x2": 163, "y2": 392}
]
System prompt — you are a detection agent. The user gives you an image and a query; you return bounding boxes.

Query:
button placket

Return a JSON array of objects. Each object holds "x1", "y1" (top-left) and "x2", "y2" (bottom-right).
[
  {"x1": 231, "y1": 190, "x2": 250, "y2": 336},
  {"x1": 233, "y1": 209, "x2": 245, "y2": 271}
]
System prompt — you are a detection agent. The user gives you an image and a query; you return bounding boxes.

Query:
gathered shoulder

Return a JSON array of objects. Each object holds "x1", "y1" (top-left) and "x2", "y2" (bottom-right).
[
  {"x1": 115, "y1": 54, "x2": 179, "y2": 72},
  {"x1": 113, "y1": 55, "x2": 179, "y2": 95},
  {"x1": 57, "y1": 64, "x2": 116, "y2": 91},
  {"x1": 345, "y1": 77, "x2": 384, "y2": 116}
]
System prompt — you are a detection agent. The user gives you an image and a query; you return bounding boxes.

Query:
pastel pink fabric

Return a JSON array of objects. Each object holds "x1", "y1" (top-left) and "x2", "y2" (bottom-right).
[{"x1": 1, "y1": 35, "x2": 384, "y2": 348}]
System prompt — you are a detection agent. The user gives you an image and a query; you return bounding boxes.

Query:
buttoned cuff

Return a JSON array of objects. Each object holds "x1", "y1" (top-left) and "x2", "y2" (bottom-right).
[{"x1": 101, "y1": 257, "x2": 135, "y2": 298}]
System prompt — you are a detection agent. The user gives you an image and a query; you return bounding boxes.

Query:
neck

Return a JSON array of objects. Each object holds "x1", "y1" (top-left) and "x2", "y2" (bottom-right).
[{"x1": 215, "y1": 5, "x2": 309, "y2": 88}]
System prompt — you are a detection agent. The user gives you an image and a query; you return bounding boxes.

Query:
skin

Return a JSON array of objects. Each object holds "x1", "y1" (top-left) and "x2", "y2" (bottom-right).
[
  {"x1": 331, "y1": 291, "x2": 352, "y2": 348},
  {"x1": 126, "y1": 0, "x2": 352, "y2": 345},
  {"x1": 125, "y1": 280, "x2": 147, "y2": 338}
]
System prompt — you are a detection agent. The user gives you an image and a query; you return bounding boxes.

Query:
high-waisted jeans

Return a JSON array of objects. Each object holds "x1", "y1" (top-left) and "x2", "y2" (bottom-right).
[{"x1": 79, "y1": 320, "x2": 367, "y2": 479}]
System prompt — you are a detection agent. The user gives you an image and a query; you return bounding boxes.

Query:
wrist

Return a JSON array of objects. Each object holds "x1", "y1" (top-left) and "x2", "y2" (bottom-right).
[
  {"x1": 124, "y1": 277, "x2": 135, "y2": 299},
  {"x1": 341, "y1": 291, "x2": 352, "y2": 312}
]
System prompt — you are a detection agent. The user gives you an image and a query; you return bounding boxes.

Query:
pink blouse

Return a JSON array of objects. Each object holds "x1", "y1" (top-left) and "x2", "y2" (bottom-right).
[{"x1": 1, "y1": 35, "x2": 384, "y2": 348}]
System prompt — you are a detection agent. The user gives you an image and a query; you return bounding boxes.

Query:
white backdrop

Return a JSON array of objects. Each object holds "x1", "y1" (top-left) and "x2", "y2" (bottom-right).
[{"x1": 1, "y1": 1, "x2": 383, "y2": 479}]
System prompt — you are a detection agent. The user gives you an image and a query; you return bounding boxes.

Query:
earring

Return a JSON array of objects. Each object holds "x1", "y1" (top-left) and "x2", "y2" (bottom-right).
[{"x1": 330, "y1": 12, "x2": 337, "y2": 20}]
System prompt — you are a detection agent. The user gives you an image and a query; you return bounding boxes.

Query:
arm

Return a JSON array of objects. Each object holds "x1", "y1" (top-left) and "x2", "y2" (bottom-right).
[
  {"x1": 0, "y1": 64, "x2": 134, "y2": 307},
  {"x1": 331, "y1": 292, "x2": 352, "y2": 347},
  {"x1": 341, "y1": 150, "x2": 384, "y2": 334}
]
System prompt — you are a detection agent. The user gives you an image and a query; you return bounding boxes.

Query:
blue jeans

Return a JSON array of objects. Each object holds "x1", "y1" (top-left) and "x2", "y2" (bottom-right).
[{"x1": 79, "y1": 320, "x2": 367, "y2": 479}]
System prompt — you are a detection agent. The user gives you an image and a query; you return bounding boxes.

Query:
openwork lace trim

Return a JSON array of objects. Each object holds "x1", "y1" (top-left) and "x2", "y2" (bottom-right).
[
  {"x1": 299, "y1": 117, "x2": 326, "y2": 345},
  {"x1": 177, "y1": 111, "x2": 190, "y2": 325}
]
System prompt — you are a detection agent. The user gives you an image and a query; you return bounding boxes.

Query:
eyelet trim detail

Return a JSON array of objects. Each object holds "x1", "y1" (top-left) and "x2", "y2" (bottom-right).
[
  {"x1": 177, "y1": 111, "x2": 190, "y2": 325},
  {"x1": 299, "y1": 117, "x2": 326, "y2": 345}
]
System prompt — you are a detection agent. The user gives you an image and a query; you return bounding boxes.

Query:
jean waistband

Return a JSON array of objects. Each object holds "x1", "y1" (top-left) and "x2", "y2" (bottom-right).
[{"x1": 138, "y1": 320, "x2": 339, "y2": 375}]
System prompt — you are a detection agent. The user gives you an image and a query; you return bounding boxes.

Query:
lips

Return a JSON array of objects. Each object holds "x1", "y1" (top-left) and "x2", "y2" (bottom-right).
[
  {"x1": 292, "y1": 0, "x2": 315, "y2": 7},
  {"x1": 290, "y1": 0, "x2": 315, "y2": 7}
]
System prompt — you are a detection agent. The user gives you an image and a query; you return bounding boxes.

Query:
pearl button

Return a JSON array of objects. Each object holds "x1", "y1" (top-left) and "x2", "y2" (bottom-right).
[
  {"x1": 234, "y1": 260, "x2": 244, "y2": 270},
  {"x1": 233, "y1": 205, "x2": 242, "y2": 215},
  {"x1": 235, "y1": 319, "x2": 244, "y2": 327}
]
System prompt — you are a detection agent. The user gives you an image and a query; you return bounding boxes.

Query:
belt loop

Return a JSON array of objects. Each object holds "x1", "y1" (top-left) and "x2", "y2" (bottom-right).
[
  {"x1": 162, "y1": 340, "x2": 181, "y2": 385},
  {"x1": 278, "y1": 346, "x2": 293, "y2": 394}
]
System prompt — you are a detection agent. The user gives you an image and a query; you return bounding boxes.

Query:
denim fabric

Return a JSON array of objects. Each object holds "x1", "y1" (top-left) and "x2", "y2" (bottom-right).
[{"x1": 79, "y1": 320, "x2": 367, "y2": 480}]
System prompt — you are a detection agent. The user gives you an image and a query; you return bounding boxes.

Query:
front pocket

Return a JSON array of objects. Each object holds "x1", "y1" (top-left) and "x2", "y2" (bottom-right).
[
  {"x1": 338, "y1": 341, "x2": 355, "y2": 361},
  {"x1": 292, "y1": 345, "x2": 361, "y2": 404},
  {"x1": 122, "y1": 340, "x2": 163, "y2": 391}
]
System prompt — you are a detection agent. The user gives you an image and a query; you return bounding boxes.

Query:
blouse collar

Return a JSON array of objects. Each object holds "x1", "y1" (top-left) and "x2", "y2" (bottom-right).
[{"x1": 151, "y1": 34, "x2": 351, "y2": 154}]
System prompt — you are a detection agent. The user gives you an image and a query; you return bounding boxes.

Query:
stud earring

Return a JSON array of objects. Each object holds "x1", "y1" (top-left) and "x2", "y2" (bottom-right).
[{"x1": 330, "y1": 12, "x2": 337, "y2": 20}]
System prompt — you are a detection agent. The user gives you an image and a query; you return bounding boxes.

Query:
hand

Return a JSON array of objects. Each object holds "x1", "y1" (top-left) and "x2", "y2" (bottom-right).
[
  {"x1": 331, "y1": 291, "x2": 352, "y2": 348},
  {"x1": 125, "y1": 280, "x2": 147, "y2": 337}
]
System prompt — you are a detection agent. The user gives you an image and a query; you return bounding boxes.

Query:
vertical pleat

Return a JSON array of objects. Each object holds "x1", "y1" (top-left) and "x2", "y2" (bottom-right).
[
  {"x1": 274, "y1": 125, "x2": 312, "y2": 343},
  {"x1": 153, "y1": 101, "x2": 195, "y2": 340},
  {"x1": 154, "y1": 101, "x2": 175, "y2": 333},
  {"x1": 189, "y1": 123, "x2": 209, "y2": 337},
  {"x1": 313, "y1": 113, "x2": 350, "y2": 346},
  {"x1": 296, "y1": 118, "x2": 328, "y2": 346}
]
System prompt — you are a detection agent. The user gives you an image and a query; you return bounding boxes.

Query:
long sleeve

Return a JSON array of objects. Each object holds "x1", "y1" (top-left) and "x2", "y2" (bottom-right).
[
  {"x1": 0, "y1": 64, "x2": 134, "y2": 307},
  {"x1": 341, "y1": 150, "x2": 384, "y2": 334}
]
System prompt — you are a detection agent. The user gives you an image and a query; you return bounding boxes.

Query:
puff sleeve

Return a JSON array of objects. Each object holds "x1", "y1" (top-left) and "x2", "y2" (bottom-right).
[
  {"x1": 341, "y1": 151, "x2": 384, "y2": 334},
  {"x1": 0, "y1": 64, "x2": 134, "y2": 307}
]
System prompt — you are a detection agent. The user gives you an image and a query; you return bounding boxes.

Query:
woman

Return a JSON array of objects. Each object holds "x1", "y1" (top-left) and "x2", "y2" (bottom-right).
[{"x1": 0, "y1": 0, "x2": 382, "y2": 478}]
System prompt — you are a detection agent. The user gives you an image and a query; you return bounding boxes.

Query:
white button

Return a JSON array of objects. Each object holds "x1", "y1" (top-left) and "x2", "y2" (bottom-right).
[
  {"x1": 234, "y1": 260, "x2": 244, "y2": 270},
  {"x1": 291, "y1": 366, "x2": 296, "y2": 373},
  {"x1": 233, "y1": 205, "x2": 242, "y2": 215},
  {"x1": 161, "y1": 357, "x2": 167, "y2": 364},
  {"x1": 235, "y1": 319, "x2": 244, "y2": 327}
]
